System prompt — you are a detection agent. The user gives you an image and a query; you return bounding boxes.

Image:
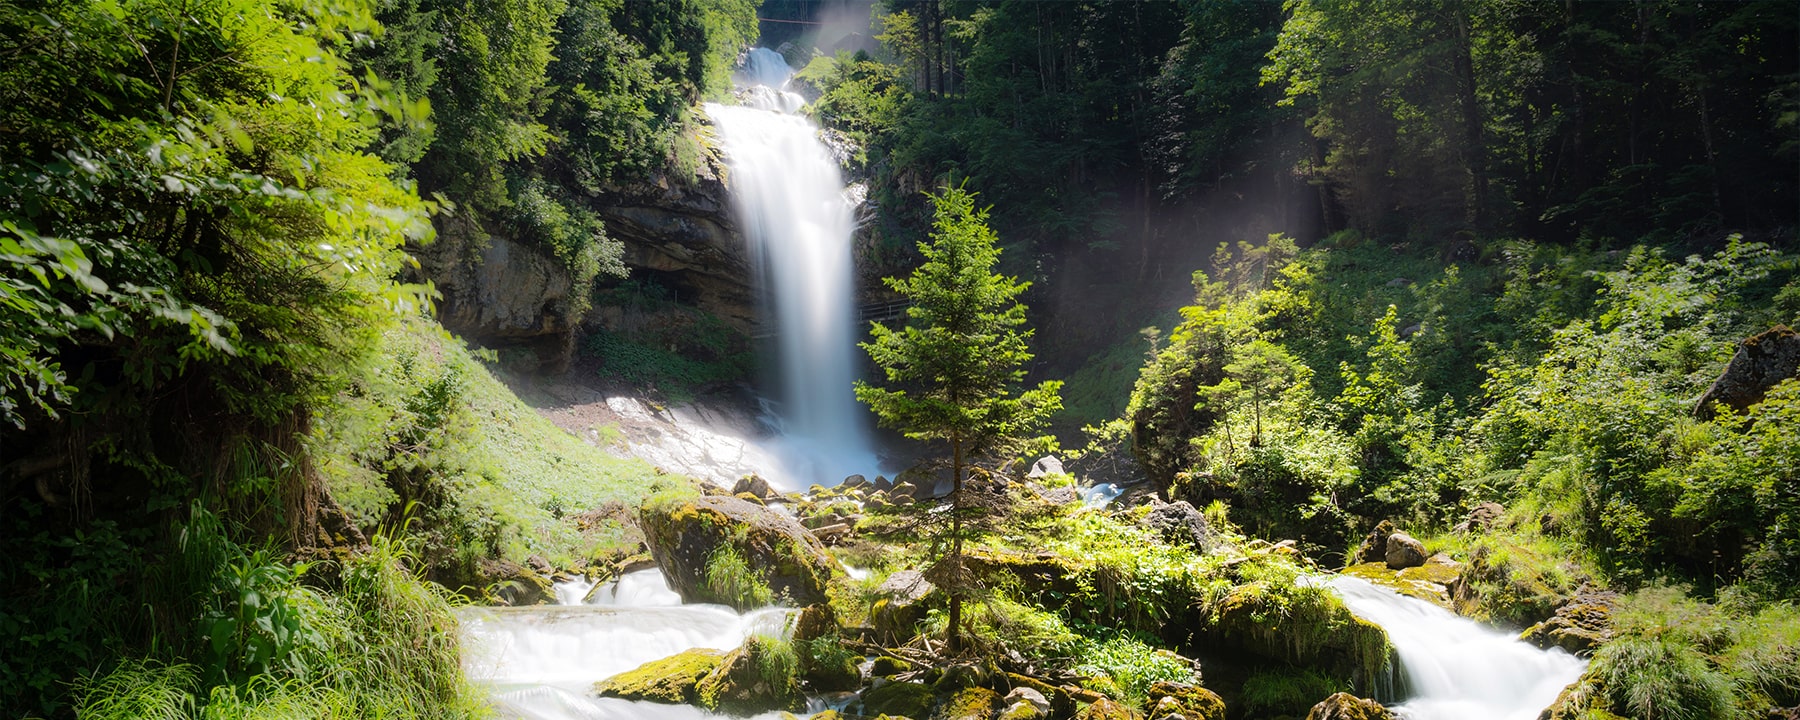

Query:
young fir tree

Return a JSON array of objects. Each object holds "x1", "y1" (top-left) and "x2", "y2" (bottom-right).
[{"x1": 855, "y1": 187, "x2": 1062, "y2": 653}]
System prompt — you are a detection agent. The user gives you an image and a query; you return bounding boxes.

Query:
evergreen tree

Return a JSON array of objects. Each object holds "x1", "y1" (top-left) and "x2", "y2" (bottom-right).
[{"x1": 855, "y1": 186, "x2": 1062, "y2": 653}]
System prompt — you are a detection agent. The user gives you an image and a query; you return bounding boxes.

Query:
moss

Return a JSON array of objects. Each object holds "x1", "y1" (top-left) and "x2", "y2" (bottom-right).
[
  {"x1": 998, "y1": 703, "x2": 1045, "y2": 720},
  {"x1": 1146, "y1": 681, "x2": 1226, "y2": 720},
  {"x1": 1340, "y1": 562, "x2": 1452, "y2": 608},
  {"x1": 1206, "y1": 569, "x2": 1393, "y2": 689},
  {"x1": 1075, "y1": 697, "x2": 1142, "y2": 720},
  {"x1": 808, "y1": 711, "x2": 843, "y2": 720},
  {"x1": 874, "y1": 656, "x2": 916, "y2": 676},
  {"x1": 696, "y1": 636, "x2": 806, "y2": 715},
  {"x1": 1006, "y1": 673, "x2": 1077, "y2": 718},
  {"x1": 593, "y1": 648, "x2": 725, "y2": 703},
  {"x1": 1240, "y1": 668, "x2": 1351, "y2": 717},
  {"x1": 1304, "y1": 692, "x2": 1392, "y2": 720},
  {"x1": 861, "y1": 680, "x2": 936, "y2": 719},
  {"x1": 935, "y1": 687, "x2": 1001, "y2": 720}
]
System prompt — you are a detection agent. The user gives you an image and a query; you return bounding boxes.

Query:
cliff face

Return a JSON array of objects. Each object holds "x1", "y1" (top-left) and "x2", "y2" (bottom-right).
[{"x1": 594, "y1": 148, "x2": 755, "y2": 330}]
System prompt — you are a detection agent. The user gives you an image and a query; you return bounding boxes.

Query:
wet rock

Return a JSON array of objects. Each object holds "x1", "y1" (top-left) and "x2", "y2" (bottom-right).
[
  {"x1": 1694, "y1": 325, "x2": 1800, "y2": 418},
  {"x1": 1384, "y1": 532, "x2": 1427, "y2": 570},
  {"x1": 1306, "y1": 692, "x2": 1394, "y2": 720},
  {"x1": 1522, "y1": 587, "x2": 1618, "y2": 655},
  {"x1": 595, "y1": 648, "x2": 726, "y2": 703},
  {"x1": 697, "y1": 636, "x2": 807, "y2": 714},
  {"x1": 858, "y1": 680, "x2": 935, "y2": 719},
  {"x1": 1141, "y1": 499, "x2": 1222, "y2": 553},
  {"x1": 639, "y1": 494, "x2": 839, "y2": 610},
  {"x1": 1147, "y1": 682, "x2": 1225, "y2": 720},
  {"x1": 485, "y1": 558, "x2": 554, "y2": 606},
  {"x1": 1027, "y1": 456, "x2": 1066, "y2": 479},
  {"x1": 1453, "y1": 502, "x2": 1506, "y2": 534},
  {"x1": 1356, "y1": 521, "x2": 1396, "y2": 564}
]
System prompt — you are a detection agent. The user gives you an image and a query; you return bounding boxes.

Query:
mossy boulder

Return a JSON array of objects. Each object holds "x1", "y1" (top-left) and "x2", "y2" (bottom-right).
[
  {"x1": 1006, "y1": 672, "x2": 1078, "y2": 718},
  {"x1": 1204, "y1": 574, "x2": 1392, "y2": 688},
  {"x1": 594, "y1": 648, "x2": 726, "y2": 703},
  {"x1": 640, "y1": 494, "x2": 839, "y2": 610},
  {"x1": 872, "y1": 570, "x2": 939, "y2": 642},
  {"x1": 1305, "y1": 693, "x2": 1392, "y2": 720},
  {"x1": 1076, "y1": 697, "x2": 1142, "y2": 720},
  {"x1": 696, "y1": 636, "x2": 807, "y2": 715},
  {"x1": 1340, "y1": 555, "x2": 1461, "y2": 610},
  {"x1": 1383, "y1": 532, "x2": 1427, "y2": 570},
  {"x1": 860, "y1": 680, "x2": 937, "y2": 719},
  {"x1": 873, "y1": 655, "x2": 916, "y2": 677},
  {"x1": 1521, "y1": 589, "x2": 1617, "y2": 655},
  {"x1": 1146, "y1": 682, "x2": 1225, "y2": 720},
  {"x1": 935, "y1": 687, "x2": 1002, "y2": 720}
]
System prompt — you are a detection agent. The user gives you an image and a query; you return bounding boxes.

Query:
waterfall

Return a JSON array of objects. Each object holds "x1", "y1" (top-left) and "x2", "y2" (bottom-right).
[
  {"x1": 1327, "y1": 576, "x2": 1586, "y2": 720},
  {"x1": 704, "y1": 47, "x2": 878, "y2": 490},
  {"x1": 460, "y1": 568, "x2": 799, "y2": 720}
]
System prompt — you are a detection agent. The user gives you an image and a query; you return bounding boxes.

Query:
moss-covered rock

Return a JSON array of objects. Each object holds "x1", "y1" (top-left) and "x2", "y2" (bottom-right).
[
  {"x1": 639, "y1": 494, "x2": 839, "y2": 610},
  {"x1": 861, "y1": 680, "x2": 937, "y2": 719},
  {"x1": 1075, "y1": 697, "x2": 1142, "y2": 720},
  {"x1": 808, "y1": 711, "x2": 843, "y2": 720},
  {"x1": 935, "y1": 687, "x2": 1002, "y2": 720},
  {"x1": 1205, "y1": 573, "x2": 1393, "y2": 688},
  {"x1": 1006, "y1": 673, "x2": 1077, "y2": 718},
  {"x1": 797, "y1": 632, "x2": 861, "y2": 692},
  {"x1": 873, "y1": 655, "x2": 916, "y2": 677},
  {"x1": 872, "y1": 570, "x2": 938, "y2": 642},
  {"x1": 1521, "y1": 589, "x2": 1617, "y2": 655},
  {"x1": 696, "y1": 636, "x2": 807, "y2": 715},
  {"x1": 594, "y1": 648, "x2": 726, "y2": 703},
  {"x1": 1304, "y1": 693, "x2": 1392, "y2": 720},
  {"x1": 1145, "y1": 681, "x2": 1225, "y2": 720}
]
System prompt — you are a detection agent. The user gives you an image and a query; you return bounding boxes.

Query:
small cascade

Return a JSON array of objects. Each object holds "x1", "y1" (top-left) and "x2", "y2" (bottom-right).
[
  {"x1": 705, "y1": 47, "x2": 878, "y2": 490},
  {"x1": 1328, "y1": 576, "x2": 1586, "y2": 720},
  {"x1": 460, "y1": 567, "x2": 797, "y2": 720}
]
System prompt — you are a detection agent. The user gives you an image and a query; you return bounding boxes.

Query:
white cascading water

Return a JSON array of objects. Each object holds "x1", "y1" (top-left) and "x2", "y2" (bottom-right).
[
  {"x1": 1328, "y1": 576, "x2": 1586, "y2": 720},
  {"x1": 460, "y1": 568, "x2": 797, "y2": 720},
  {"x1": 704, "y1": 48, "x2": 878, "y2": 490}
]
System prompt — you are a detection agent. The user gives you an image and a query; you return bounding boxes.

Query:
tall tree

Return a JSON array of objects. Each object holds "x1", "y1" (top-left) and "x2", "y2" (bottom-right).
[{"x1": 855, "y1": 186, "x2": 1062, "y2": 653}]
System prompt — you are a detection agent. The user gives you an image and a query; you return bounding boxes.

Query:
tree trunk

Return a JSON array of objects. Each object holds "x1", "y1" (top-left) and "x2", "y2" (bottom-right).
[
  {"x1": 1451, "y1": 4, "x2": 1488, "y2": 231},
  {"x1": 947, "y1": 435, "x2": 964, "y2": 654}
]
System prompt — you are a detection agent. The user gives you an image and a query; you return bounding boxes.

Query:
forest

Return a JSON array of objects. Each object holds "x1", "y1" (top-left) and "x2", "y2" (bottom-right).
[{"x1": 1, "y1": 1, "x2": 1796, "y2": 720}]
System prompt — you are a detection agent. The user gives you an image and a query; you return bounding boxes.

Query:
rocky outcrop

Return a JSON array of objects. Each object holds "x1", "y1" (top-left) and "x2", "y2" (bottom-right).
[
  {"x1": 416, "y1": 214, "x2": 577, "y2": 368},
  {"x1": 1694, "y1": 326, "x2": 1800, "y2": 418},
  {"x1": 593, "y1": 150, "x2": 752, "y2": 329},
  {"x1": 1522, "y1": 587, "x2": 1618, "y2": 655},
  {"x1": 1306, "y1": 693, "x2": 1394, "y2": 720},
  {"x1": 638, "y1": 494, "x2": 839, "y2": 610}
]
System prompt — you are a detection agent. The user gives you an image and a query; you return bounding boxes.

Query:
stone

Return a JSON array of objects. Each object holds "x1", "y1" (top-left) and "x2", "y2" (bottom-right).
[
  {"x1": 859, "y1": 680, "x2": 935, "y2": 719},
  {"x1": 1384, "y1": 532, "x2": 1427, "y2": 570},
  {"x1": 734, "y1": 474, "x2": 778, "y2": 499},
  {"x1": 872, "y1": 570, "x2": 938, "y2": 642},
  {"x1": 873, "y1": 475, "x2": 894, "y2": 492},
  {"x1": 697, "y1": 636, "x2": 808, "y2": 715},
  {"x1": 1035, "y1": 486, "x2": 1081, "y2": 505},
  {"x1": 1694, "y1": 326, "x2": 1800, "y2": 418},
  {"x1": 1453, "y1": 502, "x2": 1506, "y2": 534},
  {"x1": 638, "y1": 494, "x2": 840, "y2": 610},
  {"x1": 1356, "y1": 520, "x2": 1396, "y2": 564},
  {"x1": 595, "y1": 648, "x2": 726, "y2": 703},
  {"x1": 793, "y1": 603, "x2": 838, "y2": 643},
  {"x1": 1141, "y1": 499, "x2": 1222, "y2": 553},
  {"x1": 1521, "y1": 587, "x2": 1618, "y2": 655},
  {"x1": 1075, "y1": 697, "x2": 1142, "y2": 720},
  {"x1": 844, "y1": 474, "x2": 870, "y2": 489},
  {"x1": 484, "y1": 558, "x2": 554, "y2": 606},
  {"x1": 1004, "y1": 687, "x2": 1052, "y2": 716},
  {"x1": 1027, "y1": 455, "x2": 1066, "y2": 479},
  {"x1": 871, "y1": 656, "x2": 914, "y2": 677},
  {"x1": 936, "y1": 687, "x2": 1002, "y2": 720},
  {"x1": 891, "y1": 481, "x2": 921, "y2": 503},
  {"x1": 1306, "y1": 692, "x2": 1394, "y2": 720},
  {"x1": 1146, "y1": 682, "x2": 1225, "y2": 720}
]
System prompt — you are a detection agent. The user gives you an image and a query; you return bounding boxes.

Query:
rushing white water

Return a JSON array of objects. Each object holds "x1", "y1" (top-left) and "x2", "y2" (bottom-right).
[
  {"x1": 705, "y1": 48, "x2": 878, "y2": 490},
  {"x1": 460, "y1": 567, "x2": 796, "y2": 720},
  {"x1": 1328, "y1": 576, "x2": 1586, "y2": 720}
]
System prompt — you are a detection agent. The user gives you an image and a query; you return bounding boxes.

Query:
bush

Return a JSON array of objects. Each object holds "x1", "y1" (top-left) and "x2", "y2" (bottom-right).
[{"x1": 1069, "y1": 635, "x2": 1195, "y2": 708}]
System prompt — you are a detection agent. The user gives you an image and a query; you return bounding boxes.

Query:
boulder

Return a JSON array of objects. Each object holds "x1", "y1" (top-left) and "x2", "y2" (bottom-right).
[
  {"x1": 1306, "y1": 693, "x2": 1393, "y2": 720},
  {"x1": 1028, "y1": 456, "x2": 1066, "y2": 479},
  {"x1": 1694, "y1": 326, "x2": 1800, "y2": 418},
  {"x1": 595, "y1": 648, "x2": 726, "y2": 703},
  {"x1": 872, "y1": 570, "x2": 938, "y2": 642},
  {"x1": 1453, "y1": 502, "x2": 1507, "y2": 534},
  {"x1": 484, "y1": 558, "x2": 554, "y2": 606},
  {"x1": 936, "y1": 687, "x2": 1003, "y2": 720},
  {"x1": 734, "y1": 474, "x2": 778, "y2": 500},
  {"x1": 1142, "y1": 499, "x2": 1222, "y2": 553},
  {"x1": 1004, "y1": 687, "x2": 1052, "y2": 719},
  {"x1": 1521, "y1": 588, "x2": 1618, "y2": 655},
  {"x1": 1384, "y1": 532, "x2": 1427, "y2": 570},
  {"x1": 696, "y1": 636, "x2": 807, "y2": 715},
  {"x1": 1356, "y1": 521, "x2": 1396, "y2": 564},
  {"x1": 793, "y1": 603, "x2": 838, "y2": 644},
  {"x1": 639, "y1": 494, "x2": 839, "y2": 610},
  {"x1": 1076, "y1": 697, "x2": 1142, "y2": 720},
  {"x1": 859, "y1": 680, "x2": 935, "y2": 719},
  {"x1": 1146, "y1": 682, "x2": 1225, "y2": 720},
  {"x1": 1035, "y1": 486, "x2": 1081, "y2": 505}
]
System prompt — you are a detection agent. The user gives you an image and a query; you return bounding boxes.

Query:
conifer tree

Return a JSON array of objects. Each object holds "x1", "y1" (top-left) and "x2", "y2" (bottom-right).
[{"x1": 855, "y1": 186, "x2": 1062, "y2": 653}]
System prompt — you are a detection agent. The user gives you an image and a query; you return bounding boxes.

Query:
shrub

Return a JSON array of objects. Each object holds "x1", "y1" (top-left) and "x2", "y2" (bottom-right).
[{"x1": 705, "y1": 545, "x2": 774, "y2": 608}]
